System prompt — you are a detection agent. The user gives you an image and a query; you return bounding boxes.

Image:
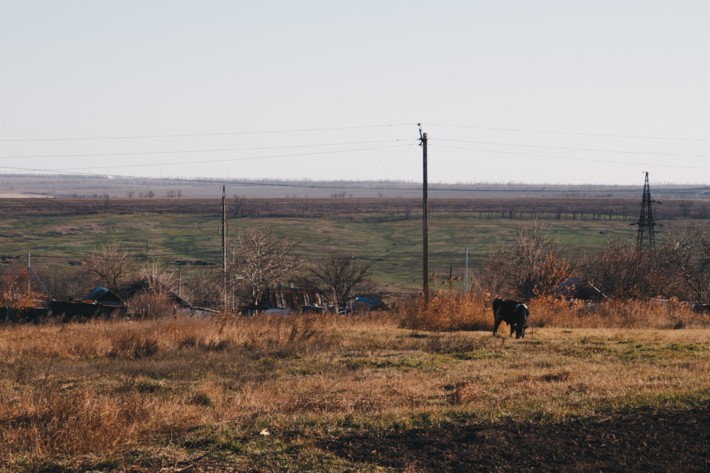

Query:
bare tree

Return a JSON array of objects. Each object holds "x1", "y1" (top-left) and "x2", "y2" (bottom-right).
[
  {"x1": 137, "y1": 260, "x2": 176, "y2": 296},
  {"x1": 582, "y1": 225, "x2": 709, "y2": 301},
  {"x1": 230, "y1": 228, "x2": 301, "y2": 307},
  {"x1": 121, "y1": 261, "x2": 180, "y2": 318},
  {"x1": 85, "y1": 243, "x2": 134, "y2": 291},
  {"x1": 581, "y1": 239, "x2": 652, "y2": 299},
  {"x1": 485, "y1": 223, "x2": 571, "y2": 300},
  {"x1": 653, "y1": 224, "x2": 709, "y2": 301},
  {"x1": 305, "y1": 254, "x2": 373, "y2": 307},
  {"x1": 186, "y1": 268, "x2": 224, "y2": 309}
]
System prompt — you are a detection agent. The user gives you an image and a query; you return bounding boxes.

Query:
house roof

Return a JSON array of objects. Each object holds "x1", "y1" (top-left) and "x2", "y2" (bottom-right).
[{"x1": 80, "y1": 286, "x2": 125, "y2": 306}]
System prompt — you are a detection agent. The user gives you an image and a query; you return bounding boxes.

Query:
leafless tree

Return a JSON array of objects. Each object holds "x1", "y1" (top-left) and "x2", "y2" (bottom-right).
[
  {"x1": 485, "y1": 223, "x2": 572, "y2": 300},
  {"x1": 305, "y1": 254, "x2": 374, "y2": 307},
  {"x1": 581, "y1": 239, "x2": 652, "y2": 299},
  {"x1": 85, "y1": 243, "x2": 134, "y2": 291},
  {"x1": 230, "y1": 228, "x2": 301, "y2": 307},
  {"x1": 582, "y1": 225, "x2": 709, "y2": 301},
  {"x1": 186, "y1": 268, "x2": 224, "y2": 309},
  {"x1": 137, "y1": 260, "x2": 177, "y2": 296},
  {"x1": 653, "y1": 224, "x2": 709, "y2": 301}
]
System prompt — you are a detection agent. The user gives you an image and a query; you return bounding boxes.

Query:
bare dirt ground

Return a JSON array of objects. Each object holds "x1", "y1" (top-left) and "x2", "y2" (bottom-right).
[
  {"x1": 318, "y1": 403, "x2": 710, "y2": 472},
  {"x1": 111, "y1": 402, "x2": 709, "y2": 472}
]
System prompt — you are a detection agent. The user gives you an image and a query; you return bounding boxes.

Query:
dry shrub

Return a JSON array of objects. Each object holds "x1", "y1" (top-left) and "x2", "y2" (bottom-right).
[
  {"x1": 446, "y1": 382, "x2": 478, "y2": 405},
  {"x1": 528, "y1": 296, "x2": 710, "y2": 330},
  {"x1": 229, "y1": 313, "x2": 332, "y2": 357},
  {"x1": 188, "y1": 380, "x2": 224, "y2": 408},
  {"x1": 125, "y1": 291, "x2": 176, "y2": 318},
  {"x1": 397, "y1": 292, "x2": 491, "y2": 331},
  {"x1": 0, "y1": 386, "x2": 150, "y2": 460},
  {"x1": 107, "y1": 331, "x2": 160, "y2": 359}
]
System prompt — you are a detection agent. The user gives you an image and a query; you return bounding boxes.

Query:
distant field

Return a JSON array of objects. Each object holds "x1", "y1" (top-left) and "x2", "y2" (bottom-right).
[
  {"x1": 1, "y1": 174, "x2": 709, "y2": 199},
  {"x1": 0, "y1": 196, "x2": 707, "y2": 294}
]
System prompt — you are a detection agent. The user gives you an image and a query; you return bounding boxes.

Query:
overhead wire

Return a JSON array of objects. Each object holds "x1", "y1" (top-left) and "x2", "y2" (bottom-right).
[
  {"x1": 428, "y1": 123, "x2": 710, "y2": 142},
  {"x1": 0, "y1": 142, "x2": 416, "y2": 173},
  {"x1": 435, "y1": 138, "x2": 709, "y2": 158},
  {"x1": 0, "y1": 138, "x2": 411, "y2": 160},
  {"x1": 2, "y1": 120, "x2": 708, "y2": 181},
  {"x1": 432, "y1": 144, "x2": 709, "y2": 170},
  {"x1": 0, "y1": 123, "x2": 413, "y2": 142}
]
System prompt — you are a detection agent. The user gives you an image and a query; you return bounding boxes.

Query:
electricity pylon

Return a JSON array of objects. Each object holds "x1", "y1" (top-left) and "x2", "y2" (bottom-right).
[{"x1": 634, "y1": 172, "x2": 657, "y2": 253}]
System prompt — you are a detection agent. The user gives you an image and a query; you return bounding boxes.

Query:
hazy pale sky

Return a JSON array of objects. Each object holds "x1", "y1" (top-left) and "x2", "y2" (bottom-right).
[{"x1": 1, "y1": 0, "x2": 708, "y2": 185}]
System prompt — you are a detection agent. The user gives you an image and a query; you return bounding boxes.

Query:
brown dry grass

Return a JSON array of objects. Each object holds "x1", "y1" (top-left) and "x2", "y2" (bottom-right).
[
  {"x1": 0, "y1": 302, "x2": 709, "y2": 471},
  {"x1": 397, "y1": 292, "x2": 710, "y2": 331}
]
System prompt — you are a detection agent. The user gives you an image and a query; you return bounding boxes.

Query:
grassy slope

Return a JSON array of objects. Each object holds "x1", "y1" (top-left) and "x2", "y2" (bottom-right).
[{"x1": 1, "y1": 212, "x2": 641, "y2": 292}]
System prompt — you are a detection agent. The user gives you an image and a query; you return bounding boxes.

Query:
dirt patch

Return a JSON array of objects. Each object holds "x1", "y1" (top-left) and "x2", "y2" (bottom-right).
[{"x1": 320, "y1": 403, "x2": 710, "y2": 472}]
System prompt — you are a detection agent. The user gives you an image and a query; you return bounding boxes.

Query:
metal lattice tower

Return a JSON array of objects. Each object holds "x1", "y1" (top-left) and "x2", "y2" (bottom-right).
[{"x1": 635, "y1": 172, "x2": 656, "y2": 252}]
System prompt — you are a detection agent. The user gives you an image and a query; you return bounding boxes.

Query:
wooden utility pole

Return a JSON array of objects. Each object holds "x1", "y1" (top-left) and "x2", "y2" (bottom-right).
[
  {"x1": 27, "y1": 252, "x2": 31, "y2": 296},
  {"x1": 419, "y1": 124, "x2": 429, "y2": 306},
  {"x1": 464, "y1": 247, "x2": 469, "y2": 294},
  {"x1": 221, "y1": 185, "x2": 228, "y2": 312}
]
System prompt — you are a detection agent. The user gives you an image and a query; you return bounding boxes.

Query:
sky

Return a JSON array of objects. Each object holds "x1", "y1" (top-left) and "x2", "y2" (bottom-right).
[{"x1": 0, "y1": 0, "x2": 708, "y2": 185}]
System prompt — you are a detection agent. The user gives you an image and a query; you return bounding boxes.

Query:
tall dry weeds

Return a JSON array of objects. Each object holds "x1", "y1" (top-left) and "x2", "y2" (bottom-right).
[
  {"x1": 397, "y1": 292, "x2": 492, "y2": 332},
  {"x1": 397, "y1": 292, "x2": 710, "y2": 332}
]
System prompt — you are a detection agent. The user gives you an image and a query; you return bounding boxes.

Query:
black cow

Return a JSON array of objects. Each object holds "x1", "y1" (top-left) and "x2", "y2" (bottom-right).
[{"x1": 492, "y1": 298, "x2": 529, "y2": 339}]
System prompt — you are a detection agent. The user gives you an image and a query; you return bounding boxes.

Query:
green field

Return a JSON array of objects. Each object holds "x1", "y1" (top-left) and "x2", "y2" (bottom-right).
[{"x1": 1, "y1": 210, "x2": 645, "y2": 293}]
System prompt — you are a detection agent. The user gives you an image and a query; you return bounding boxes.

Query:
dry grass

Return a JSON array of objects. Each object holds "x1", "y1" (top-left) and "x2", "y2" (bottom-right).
[
  {"x1": 0, "y1": 304, "x2": 709, "y2": 470},
  {"x1": 397, "y1": 292, "x2": 710, "y2": 331}
]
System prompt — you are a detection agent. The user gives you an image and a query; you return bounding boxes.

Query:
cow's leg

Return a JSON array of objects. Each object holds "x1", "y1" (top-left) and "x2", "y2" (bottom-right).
[
  {"x1": 493, "y1": 318, "x2": 502, "y2": 336},
  {"x1": 515, "y1": 304, "x2": 528, "y2": 339},
  {"x1": 493, "y1": 309, "x2": 502, "y2": 336}
]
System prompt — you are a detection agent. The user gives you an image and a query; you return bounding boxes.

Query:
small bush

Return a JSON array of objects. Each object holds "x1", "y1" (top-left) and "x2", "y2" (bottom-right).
[{"x1": 108, "y1": 332, "x2": 159, "y2": 359}]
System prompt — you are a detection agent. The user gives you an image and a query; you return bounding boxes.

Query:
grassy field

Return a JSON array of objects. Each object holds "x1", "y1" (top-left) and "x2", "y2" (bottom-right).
[
  {"x1": 0, "y1": 301, "x2": 708, "y2": 471},
  {"x1": 1, "y1": 209, "x2": 649, "y2": 293},
  {"x1": 1, "y1": 194, "x2": 707, "y2": 295}
]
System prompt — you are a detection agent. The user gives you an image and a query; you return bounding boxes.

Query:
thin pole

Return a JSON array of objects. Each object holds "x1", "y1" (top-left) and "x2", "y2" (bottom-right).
[
  {"x1": 464, "y1": 247, "x2": 469, "y2": 294},
  {"x1": 27, "y1": 252, "x2": 31, "y2": 296},
  {"x1": 420, "y1": 126, "x2": 429, "y2": 306},
  {"x1": 221, "y1": 185, "x2": 227, "y2": 312}
]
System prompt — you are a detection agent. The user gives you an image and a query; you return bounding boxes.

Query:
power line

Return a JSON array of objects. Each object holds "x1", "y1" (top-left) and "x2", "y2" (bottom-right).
[
  {"x1": 436, "y1": 137, "x2": 709, "y2": 158},
  {"x1": 0, "y1": 138, "x2": 409, "y2": 160},
  {"x1": 0, "y1": 142, "x2": 415, "y2": 173},
  {"x1": 7, "y1": 135, "x2": 412, "y2": 157},
  {"x1": 429, "y1": 123, "x2": 710, "y2": 142},
  {"x1": 0, "y1": 123, "x2": 413, "y2": 142},
  {"x1": 434, "y1": 144, "x2": 709, "y2": 170}
]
